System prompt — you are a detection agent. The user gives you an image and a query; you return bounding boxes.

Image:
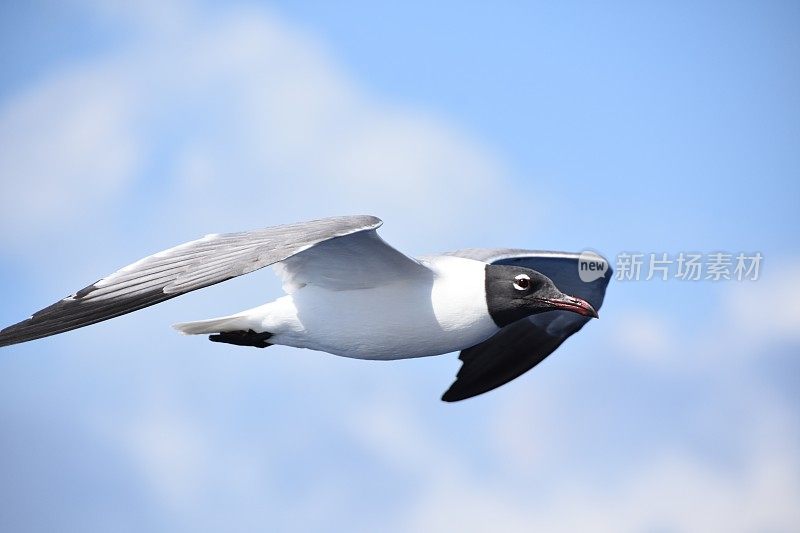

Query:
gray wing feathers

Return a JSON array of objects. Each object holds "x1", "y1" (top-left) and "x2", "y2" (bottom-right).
[
  {"x1": 276, "y1": 229, "x2": 430, "y2": 292},
  {"x1": 441, "y1": 249, "x2": 611, "y2": 402},
  {"x1": 0, "y1": 215, "x2": 381, "y2": 347}
]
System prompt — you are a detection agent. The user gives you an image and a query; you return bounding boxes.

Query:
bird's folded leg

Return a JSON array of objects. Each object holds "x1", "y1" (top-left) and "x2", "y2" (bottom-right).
[{"x1": 208, "y1": 329, "x2": 273, "y2": 348}]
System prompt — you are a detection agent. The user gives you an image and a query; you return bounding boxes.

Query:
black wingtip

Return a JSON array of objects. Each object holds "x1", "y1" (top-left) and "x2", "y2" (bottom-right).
[
  {"x1": 0, "y1": 332, "x2": 24, "y2": 348},
  {"x1": 440, "y1": 387, "x2": 469, "y2": 403}
]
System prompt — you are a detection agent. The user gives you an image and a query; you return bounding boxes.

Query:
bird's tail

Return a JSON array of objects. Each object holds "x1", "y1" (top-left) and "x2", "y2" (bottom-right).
[{"x1": 173, "y1": 313, "x2": 251, "y2": 335}]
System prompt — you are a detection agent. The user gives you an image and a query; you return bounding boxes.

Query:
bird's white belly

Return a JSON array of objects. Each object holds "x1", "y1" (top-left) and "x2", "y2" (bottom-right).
[{"x1": 259, "y1": 258, "x2": 499, "y2": 360}]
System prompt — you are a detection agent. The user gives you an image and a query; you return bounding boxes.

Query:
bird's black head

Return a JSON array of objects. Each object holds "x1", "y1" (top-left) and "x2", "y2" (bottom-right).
[{"x1": 484, "y1": 264, "x2": 598, "y2": 328}]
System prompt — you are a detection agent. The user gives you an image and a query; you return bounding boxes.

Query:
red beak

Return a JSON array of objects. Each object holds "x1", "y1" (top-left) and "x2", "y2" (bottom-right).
[{"x1": 545, "y1": 295, "x2": 599, "y2": 318}]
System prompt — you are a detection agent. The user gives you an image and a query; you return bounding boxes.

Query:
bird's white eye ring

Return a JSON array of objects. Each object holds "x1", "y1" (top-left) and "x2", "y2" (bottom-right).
[{"x1": 513, "y1": 274, "x2": 531, "y2": 291}]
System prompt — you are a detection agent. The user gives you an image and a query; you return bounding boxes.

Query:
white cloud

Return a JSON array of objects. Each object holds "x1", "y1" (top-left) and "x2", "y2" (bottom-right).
[
  {"x1": 725, "y1": 265, "x2": 800, "y2": 343},
  {"x1": 104, "y1": 360, "x2": 800, "y2": 533},
  {"x1": 486, "y1": 385, "x2": 565, "y2": 472},
  {"x1": 401, "y1": 389, "x2": 800, "y2": 533},
  {"x1": 604, "y1": 264, "x2": 800, "y2": 373},
  {"x1": 0, "y1": 64, "x2": 140, "y2": 245},
  {"x1": 121, "y1": 402, "x2": 211, "y2": 510},
  {"x1": 610, "y1": 310, "x2": 674, "y2": 363},
  {"x1": 0, "y1": 1, "x2": 521, "y2": 256}
]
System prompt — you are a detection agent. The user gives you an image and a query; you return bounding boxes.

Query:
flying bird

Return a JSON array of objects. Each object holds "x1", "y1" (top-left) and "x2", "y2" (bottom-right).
[{"x1": 0, "y1": 216, "x2": 611, "y2": 401}]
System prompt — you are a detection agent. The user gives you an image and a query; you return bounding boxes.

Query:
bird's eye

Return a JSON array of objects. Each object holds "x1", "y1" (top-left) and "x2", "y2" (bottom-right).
[{"x1": 513, "y1": 274, "x2": 530, "y2": 291}]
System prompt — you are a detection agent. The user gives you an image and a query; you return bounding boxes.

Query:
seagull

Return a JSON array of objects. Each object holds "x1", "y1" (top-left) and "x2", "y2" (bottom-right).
[{"x1": 0, "y1": 216, "x2": 611, "y2": 401}]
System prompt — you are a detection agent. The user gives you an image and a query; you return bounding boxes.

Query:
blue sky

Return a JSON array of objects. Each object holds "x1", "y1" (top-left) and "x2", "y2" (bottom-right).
[{"x1": 0, "y1": 1, "x2": 798, "y2": 531}]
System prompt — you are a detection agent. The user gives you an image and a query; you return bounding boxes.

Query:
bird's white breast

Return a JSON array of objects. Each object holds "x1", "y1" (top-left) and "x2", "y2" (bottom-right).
[{"x1": 258, "y1": 256, "x2": 499, "y2": 360}]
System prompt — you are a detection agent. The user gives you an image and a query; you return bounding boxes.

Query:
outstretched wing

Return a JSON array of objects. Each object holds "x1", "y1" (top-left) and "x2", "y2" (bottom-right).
[
  {"x1": 0, "y1": 215, "x2": 428, "y2": 348},
  {"x1": 441, "y1": 249, "x2": 612, "y2": 402}
]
